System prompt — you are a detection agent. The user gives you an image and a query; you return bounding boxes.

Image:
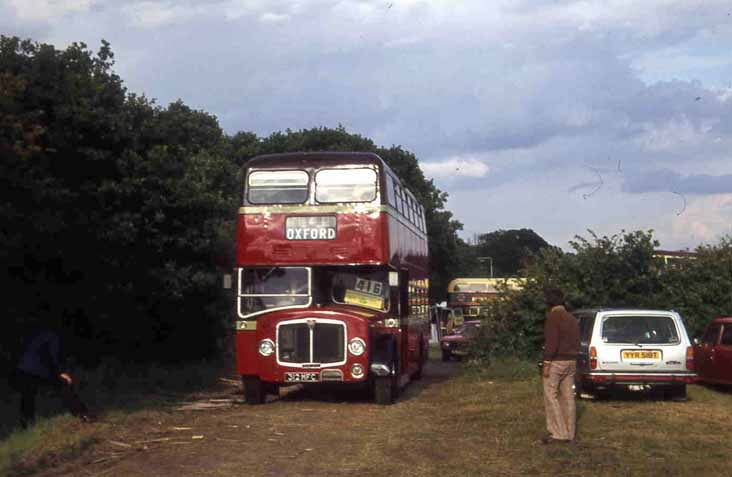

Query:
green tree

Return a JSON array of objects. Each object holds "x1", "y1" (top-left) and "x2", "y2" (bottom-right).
[
  {"x1": 1, "y1": 36, "x2": 237, "y2": 367},
  {"x1": 656, "y1": 237, "x2": 732, "y2": 336},
  {"x1": 471, "y1": 228, "x2": 552, "y2": 277},
  {"x1": 476, "y1": 230, "x2": 732, "y2": 359},
  {"x1": 478, "y1": 230, "x2": 661, "y2": 357}
]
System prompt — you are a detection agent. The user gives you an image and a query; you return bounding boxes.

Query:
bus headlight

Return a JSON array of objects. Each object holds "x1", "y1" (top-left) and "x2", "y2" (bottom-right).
[
  {"x1": 348, "y1": 338, "x2": 366, "y2": 356},
  {"x1": 351, "y1": 363, "x2": 365, "y2": 379},
  {"x1": 258, "y1": 339, "x2": 275, "y2": 357},
  {"x1": 385, "y1": 318, "x2": 400, "y2": 328}
]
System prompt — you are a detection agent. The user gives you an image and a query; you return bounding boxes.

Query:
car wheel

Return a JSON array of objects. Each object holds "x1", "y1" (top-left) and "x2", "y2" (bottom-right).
[
  {"x1": 667, "y1": 384, "x2": 687, "y2": 402},
  {"x1": 243, "y1": 376, "x2": 265, "y2": 405},
  {"x1": 441, "y1": 350, "x2": 451, "y2": 362},
  {"x1": 575, "y1": 379, "x2": 587, "y2": 399},
  {"x1": 589, "y1": 388, "x2": 611, "y2": 401}
]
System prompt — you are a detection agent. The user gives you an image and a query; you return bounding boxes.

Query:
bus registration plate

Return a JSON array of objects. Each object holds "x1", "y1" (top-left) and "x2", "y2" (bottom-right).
[{"x1": 285, "y1": 372, "x2": 319, "y2": 382}]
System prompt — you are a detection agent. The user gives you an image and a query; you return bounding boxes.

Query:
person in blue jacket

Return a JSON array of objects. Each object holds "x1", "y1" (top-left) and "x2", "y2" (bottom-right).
[{"x1": 10, "y1": 325, "x2": 89, "y2": 428}]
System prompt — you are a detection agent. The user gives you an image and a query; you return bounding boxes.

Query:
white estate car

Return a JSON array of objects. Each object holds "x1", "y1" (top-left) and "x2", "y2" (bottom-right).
[{"x1": 575, "y1": 309, "x2": 696, "y2": 400}]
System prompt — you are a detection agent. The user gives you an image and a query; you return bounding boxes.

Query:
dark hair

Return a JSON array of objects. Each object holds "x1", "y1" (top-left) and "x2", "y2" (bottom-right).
[{"x1": 544, "y1": 287, "x2": 565, "y2": 307}]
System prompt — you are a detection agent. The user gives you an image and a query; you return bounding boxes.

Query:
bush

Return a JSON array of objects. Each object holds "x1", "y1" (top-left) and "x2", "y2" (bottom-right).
[{"x1": 473, "y1": 230, "x2": 732, "y2": 359}]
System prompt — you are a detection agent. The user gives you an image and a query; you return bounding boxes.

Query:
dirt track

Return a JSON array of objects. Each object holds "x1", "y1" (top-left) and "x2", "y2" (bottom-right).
[{"x1": 38, "y1": 360, "x2": 460, "y2": 477}]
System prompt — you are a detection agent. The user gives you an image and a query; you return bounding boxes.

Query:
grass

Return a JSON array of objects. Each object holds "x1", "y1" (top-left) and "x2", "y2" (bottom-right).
[
  {"x1": 0, "y1": 360, "x2": 229, "y2": 476},
  {"x1": 2, "y1": 356, "x2": 732, "y2": 476},
  {"x1": 397, "y1": 358, "x2": 732, "y2": 476},
  {"x1": 304, "y1": 355, "x2": 732, "y2": 476}
]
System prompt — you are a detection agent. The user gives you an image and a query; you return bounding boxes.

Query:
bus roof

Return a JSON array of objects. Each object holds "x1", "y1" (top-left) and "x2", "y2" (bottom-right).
[
  {"x1": 246, "y1": 152, "x2": 385, "y2": 169},
  {"x1": 243, "y1": 151, "x2": 421, "y2": 206}
]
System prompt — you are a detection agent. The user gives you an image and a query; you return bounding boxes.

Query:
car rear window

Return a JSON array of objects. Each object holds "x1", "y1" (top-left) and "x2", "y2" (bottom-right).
[
  {"x1": 721, "y1": 325, "x2": 732, "y2": 346},
  {"x1": 702, "y1": 324, "x2": 722, "y2": 344},
  {"x1": 601, "y1": 315, "x2": 680, "y2": 344}
]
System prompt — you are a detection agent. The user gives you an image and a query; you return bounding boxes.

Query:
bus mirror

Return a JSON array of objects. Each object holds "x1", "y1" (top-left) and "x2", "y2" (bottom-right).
[{"x1": 389, "y1": 271, "x2": 399, "y2": 287}]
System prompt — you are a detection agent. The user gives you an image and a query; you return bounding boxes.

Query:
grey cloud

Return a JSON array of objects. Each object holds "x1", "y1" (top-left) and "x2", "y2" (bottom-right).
[
  {"x1": 7, "y1": 0, "x2": 732, "y2": 250},
  {"x1": 623, "y1": 169, "x2": 732, "y2": 195}
]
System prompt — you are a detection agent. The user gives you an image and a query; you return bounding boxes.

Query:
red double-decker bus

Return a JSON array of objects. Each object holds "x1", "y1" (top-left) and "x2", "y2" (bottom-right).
[{"x1": 235, "y1": 152, "x2": 430, "y2": 404}]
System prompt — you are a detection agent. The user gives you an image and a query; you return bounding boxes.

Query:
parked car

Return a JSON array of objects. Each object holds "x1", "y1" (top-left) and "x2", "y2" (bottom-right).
[
  {"x1": 694, "y1": 317, "x2": 732, "y2": 385},
  {"x1": 575, "y1": 309, "x2": 696, "y2": 400},
  {"x1": 440, "y1": 320, "x2": 481, "y2": 361}
]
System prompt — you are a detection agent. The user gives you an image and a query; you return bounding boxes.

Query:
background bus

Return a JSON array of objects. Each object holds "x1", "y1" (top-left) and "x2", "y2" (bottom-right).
[
  {"x1": 235, "y1": 152, "x2": 430, "y2": 405},
  {"x1": 446, "y1": 278, "x2": 525, "y2": 318}
]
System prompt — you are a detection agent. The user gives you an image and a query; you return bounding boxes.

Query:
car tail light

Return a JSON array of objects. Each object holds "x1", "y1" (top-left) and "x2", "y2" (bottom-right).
[
  {"x1": 686, "y1": 346, "x2": 694, "y2": 371},
  {"x1": 590, "y1": 346, "x2": 597, "y2": 370}
]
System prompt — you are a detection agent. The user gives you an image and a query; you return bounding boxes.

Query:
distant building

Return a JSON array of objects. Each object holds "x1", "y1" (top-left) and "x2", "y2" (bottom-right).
[{"x1": 653, "y1": 249, "x2": 697, "y2": 270}]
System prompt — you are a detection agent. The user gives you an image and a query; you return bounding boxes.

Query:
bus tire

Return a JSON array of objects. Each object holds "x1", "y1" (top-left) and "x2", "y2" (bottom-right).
[
  {"x1": 374, "y1": 376, "x2": 396, "y2": 405},
  {"x1": 243, "y1": 376, "x2": 265, "y2": 405}
]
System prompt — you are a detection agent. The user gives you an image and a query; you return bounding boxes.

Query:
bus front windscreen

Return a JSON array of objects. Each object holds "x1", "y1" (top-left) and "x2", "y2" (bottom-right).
[
  {"x1": 330, "y1": 269, "x2": 390, "y2": 312},
  {"x1": 239, "y1": 267, "x2": 311, "y2": 316}
]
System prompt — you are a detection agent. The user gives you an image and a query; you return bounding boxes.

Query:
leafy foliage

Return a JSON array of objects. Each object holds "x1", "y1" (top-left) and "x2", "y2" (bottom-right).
[
  {"x1": 458, "y1": 228, "x2": 553, "y2": 278},
  {"x1": 1, "y1": 36, "x2": 238, "y2": 368},
  {"x1": 1, "y1": 37, "x2": 463, "y2": 370},
  {"x1": 476, "y1": 230, "x2": 732, "y2": 359}
]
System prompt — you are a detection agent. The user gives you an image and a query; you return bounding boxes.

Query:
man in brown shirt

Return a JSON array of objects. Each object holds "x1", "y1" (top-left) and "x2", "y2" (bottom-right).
[{"x1": 541, "y1": 287, "x2": 580, "y2": 444}]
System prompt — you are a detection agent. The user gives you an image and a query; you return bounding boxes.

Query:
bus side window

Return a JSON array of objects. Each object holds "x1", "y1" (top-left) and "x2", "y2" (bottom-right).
[
  {"x1": 386, "y1": 176, "x2": 397, "y2": 207},
  {"x1": 399, "y1": 271, "x2": 410, "y2": 317}
]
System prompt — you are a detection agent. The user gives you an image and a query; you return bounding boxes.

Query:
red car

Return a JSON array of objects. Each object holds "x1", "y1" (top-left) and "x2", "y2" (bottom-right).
[
  {"x1": 440, "y1": 320, "x2": 481, "y2": 361},
  {"x1": 694, "y1": 317, "x2": 732, "y2": 385}
]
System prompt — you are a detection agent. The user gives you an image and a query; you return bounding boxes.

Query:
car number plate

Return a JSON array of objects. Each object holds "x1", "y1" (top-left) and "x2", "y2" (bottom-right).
[
  {"x1": 621, "y1": 350, "x2": 661, "y2": 360},
  {"x1": 284, "y1": 372, "x2": 319, "y2": 382}
]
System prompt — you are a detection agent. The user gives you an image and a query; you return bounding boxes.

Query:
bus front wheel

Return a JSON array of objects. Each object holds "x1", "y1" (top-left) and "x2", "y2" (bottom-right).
[
  {"x1": 243, "y1": 376, "x2": 265, "y2": 405},
  {"x1": 374, "y1": 376, "x2": 397, "y2": 405}
]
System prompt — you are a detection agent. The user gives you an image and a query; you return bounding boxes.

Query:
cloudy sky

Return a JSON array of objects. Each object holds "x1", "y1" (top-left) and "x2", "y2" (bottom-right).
[{"x1": 3, "y1": 0, "x2": 732, "y2": 250}]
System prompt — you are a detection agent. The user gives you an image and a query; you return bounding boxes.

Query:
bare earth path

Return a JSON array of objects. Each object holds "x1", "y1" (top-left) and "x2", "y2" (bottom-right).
[{"x1": 37, "y1": 360, "x2": 462, "y2": 477}]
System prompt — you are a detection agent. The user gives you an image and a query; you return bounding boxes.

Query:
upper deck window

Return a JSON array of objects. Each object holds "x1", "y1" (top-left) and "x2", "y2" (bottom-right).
[
  {"x1": 248, "y1": 170, "x2": 309, "y2": 204},
  {"x1": 397, "y1": 188, "x2": 405, "y2": 215},
  {"x1": 385, "y1": 175, "x2": 397, "y2": 207},
  {"x1": 315, "y1": 168, "x2": 377, "y2": 203}
]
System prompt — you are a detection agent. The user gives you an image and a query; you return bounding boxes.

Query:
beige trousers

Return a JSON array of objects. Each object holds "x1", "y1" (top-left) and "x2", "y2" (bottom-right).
[{"x1": 543, "y1": 360, "x2": 576, "y2": 440}]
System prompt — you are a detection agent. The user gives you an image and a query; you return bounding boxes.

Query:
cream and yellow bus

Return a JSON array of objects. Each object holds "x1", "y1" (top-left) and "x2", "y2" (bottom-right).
[{"x1": 446, "y1": 278, "x2": 525, "y2": 318}]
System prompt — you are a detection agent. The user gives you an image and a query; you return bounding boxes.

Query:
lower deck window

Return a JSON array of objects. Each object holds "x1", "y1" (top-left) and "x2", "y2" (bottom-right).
[{"x1": 238, "y1": 267, "x2": 310, "y2": 317}]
